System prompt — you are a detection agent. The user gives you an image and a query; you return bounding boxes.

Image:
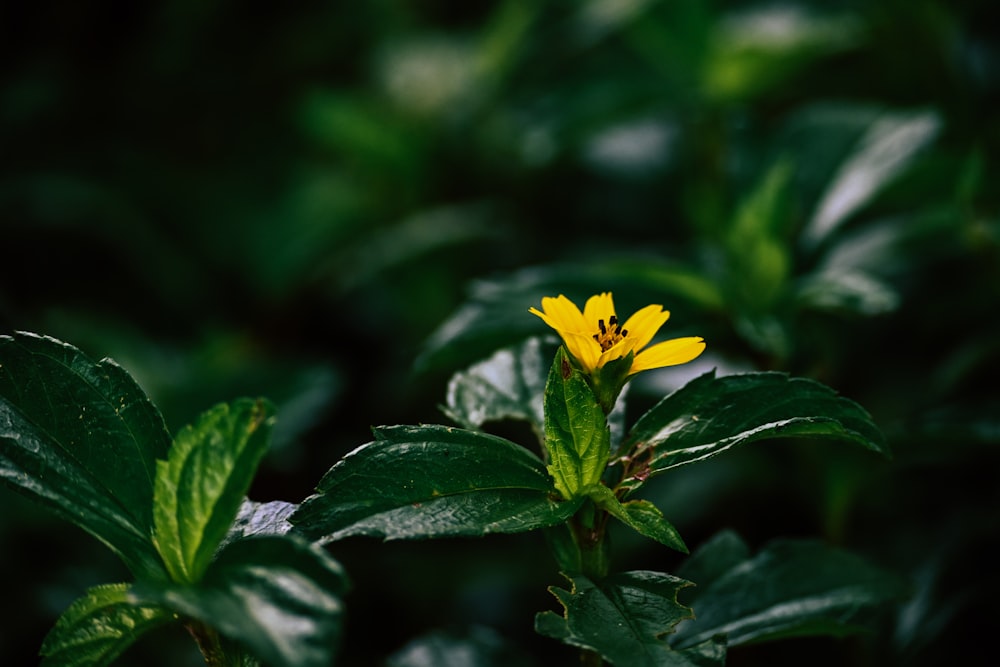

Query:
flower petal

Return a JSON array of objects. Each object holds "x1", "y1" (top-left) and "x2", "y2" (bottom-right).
[
  {"x1": 531, "y1": 292, "x2": 705, "y2": 378},
  {"x1": 631, "y1": 337, "x2": 706, "y2": 374},
  {"x1": 583, "y1": 292, "x2": 616, "y2": 327},
  {"x1": 530, "y1": 295, "x2": 587, "y2": 334},
  {"x1": 561, "y1": 331, "x2": 603, "y2": 373},
  {"x1": 621, "y1": 304, "x2": 670, "y2": 350}
]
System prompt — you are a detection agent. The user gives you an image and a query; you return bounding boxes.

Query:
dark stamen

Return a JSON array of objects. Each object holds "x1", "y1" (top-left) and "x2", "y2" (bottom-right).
[
  {"x1": 609, "y1": 315, "x2": 618, "y2": 327},
  {"x1": 598, "y1": 319, "x2": 607, "y2": 335},
  {"x1": 593, "y1": 334, "x2": 600, "y2": 342},
  {"x1": 621, "y1": 329, "x2": 628, "y2": 337}
]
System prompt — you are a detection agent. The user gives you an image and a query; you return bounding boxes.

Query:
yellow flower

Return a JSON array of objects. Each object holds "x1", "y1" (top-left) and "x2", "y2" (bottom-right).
[{"x1": 529, "y1": 292, "x2": 705, "y2": 375}]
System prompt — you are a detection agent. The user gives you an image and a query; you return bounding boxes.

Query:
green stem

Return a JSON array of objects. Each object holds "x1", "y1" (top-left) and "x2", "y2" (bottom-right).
[
  {"x1": 570, "y1": 502, "x2": 611, "y2": 666},
  {"x1": 572, "y1": 502, "x2": 610, "y2": 579}
]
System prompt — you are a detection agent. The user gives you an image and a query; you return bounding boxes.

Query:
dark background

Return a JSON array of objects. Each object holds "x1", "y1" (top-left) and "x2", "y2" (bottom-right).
[{"x1": 2, "y1": 0, "x2": 999, "y2": 665}]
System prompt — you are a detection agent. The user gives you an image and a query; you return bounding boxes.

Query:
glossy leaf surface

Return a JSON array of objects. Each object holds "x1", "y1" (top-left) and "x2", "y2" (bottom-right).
[
  {"x1": 543, "y1": 348, "x2": 611, "y2": 499},
  {"x1": 39, "y1": 583, "x2": 174, "y2": 667},
  {"x1": 536, "y1": 570, "x2": 724, "y2": 666},
  {"x1": 0, "y1": 332, "x2": 170, "y2": 579},
  {"x1": 586, "y1": 484, "x2": 687, "y2": 553},
  {"x1": 220, "y1": 498, "x2": 296, "y2": 551},
  {"x1": 291, "y1": 424, "x2": 581, "y2": 541},
  {"x1": 673, "y1": 531, "x2": 906, "y2": 647},
  {"x1": 153, "y1": 398, "x2": 276, "y2": 583},
  {"x1": 443, "y1": 336, "x2": 548, "y2": 440},
  {"x1": 620, "y1": 371, "x2": 887, "y2": 492},
  {"x1": 134, "y1": 536, "x2": 348, "y2": 667},
  {"x1": 444, "y1": 336, "x2": 630, "y2": 450}
]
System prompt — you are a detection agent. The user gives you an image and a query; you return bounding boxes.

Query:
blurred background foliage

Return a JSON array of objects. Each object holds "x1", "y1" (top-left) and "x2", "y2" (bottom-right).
[{"x1": 2, "y1": 0, "x2": 998, "y2": 665}]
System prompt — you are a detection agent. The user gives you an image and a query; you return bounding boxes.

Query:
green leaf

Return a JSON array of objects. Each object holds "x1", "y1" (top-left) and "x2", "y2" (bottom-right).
[
  {"x1": 0, "y1": 332, "x2": 170, "y2": 580},
  {"x1": 39, "y1": 583, "x2": 175, "y2": 667},
  {"x1": 620, "y1": 371, "x2": 888, "y2": 493},
  {"x1": 443, "y1": 337, "x2": 631, "y2": 452},
  {"x1": 796, "y1": 269, "x2": 900, "y2": 316},
  {"x1": 586, "y1": 485, "x2": 687, "y2": 553},
  {"x1": 442, "y1": 336, "x2": 548, "y2": 440},
  {"x1": 321, "y1": 201, "x2": 508, "y2": 296},
  {"x1": 298, "y1": 89, "x2": 420, "y2": 176},
  {"x1": 725, "y1": 159, "x2": 793, "y2": 314},
  {"x1": 673, "y1": 533, "x2": 907, "y2": 648},
  {"x1": 535, "y1": 571, "x2": 723, "y2": 666},
  {"x1": 589, "y1": 352, "x2": 634, "y2": 416},
  {"x1": 803, "y1": 110, "x2": 941, "y2": 248},
  {"x1": 673, "y1": 530, "x2": 749, "y2": 593},
  {"x1": 542, "y1": 522, "x2": 585, "y2": 575},
  {"x1": 702, "y1": 6, "x2": 862, "y2": 103},
  {"x1": 543, "y1": 348, "x2": 611, "y2": 499},
  {"x1": 134, "y1": 536, "x2": 348, "y2": 667},
  {"x1": 290, "y1": 424, "x2": 582, "y2": 541},
  {"x1": 153, "y1": 398, "x2": 276, "y2": 583},
  {"x1": 668, "y1": 637, "x2": 728, "y2": 667}
]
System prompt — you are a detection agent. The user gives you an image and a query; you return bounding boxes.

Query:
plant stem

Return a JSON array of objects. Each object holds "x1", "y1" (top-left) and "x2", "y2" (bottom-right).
[
  {"x1": 185, "y1": 621, "x2": 228, "y2": 667},
  {"x1": 572, "y1": 504, "x2": 610, "y2": 580},
  {"x1": 571, "y1": 504, "x2": 611, "y2": 666}
]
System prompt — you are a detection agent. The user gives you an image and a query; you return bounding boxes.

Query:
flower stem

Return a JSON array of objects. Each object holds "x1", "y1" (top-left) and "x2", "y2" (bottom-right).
[
  {"x1": 570, "y1": 502, "x2": 611, "y2": 666},
  {"x1": 572, "y1": 502, "x2": 610, "y2": 579}
]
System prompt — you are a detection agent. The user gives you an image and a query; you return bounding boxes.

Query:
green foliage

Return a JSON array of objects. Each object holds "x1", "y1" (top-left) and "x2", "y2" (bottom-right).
[
  {"x1": 39, "y1": 584, "x2": 174, "y2": 667},
  {"x1": 153, "y1": 398, "x2": 276, "y2": 584},
  {"x1": 589, "y1": 353, "x2": 636, "y2": 417},
  {"x1": 618, "y1": 370, "x2": 888, "y2": 494},
  {"x1": 535, "y1": 571, "x2": 724, "y2": 667},
  {"x1": 542, "y1": 348, "x2": 612, "y2": 499},
  {"x1": 802, "y1": 110, "x2": 942, "y2": 248},
  {"x1": 134, "y1": 536, "x2": 348, "y2": 667},
  {"x1": 417, "y1": 103, "x2": 949, "y2": 365},
  {"x1": 0, "y1": 332, "x2": 170, "y2": 580},
  {"x1": 586, "y1": 485, "x2": 687, "y2": 554},
  {"x1": 5, "y1": 0, "x2": 996, "y2": 663},
  {"x1": 291, "y1": 424, "x2": 582, "y2": 541},
  {"x1": 724, "y1": 160, "x2": 794, "y2": 316},
  {"x1": 442, "y1": 336, "x2": 548, "y2": 439},
  {"x1": 536, "y1": 528, "x2": 905, "y2": 664},
  {"x1": 1, "y1": 333, "x2": 348, "y2": 667},
  {"x1": 673, "y1": 531, "x2": 907, "y2": 648},
  {"x1": 442, "y1": 335, "x2": 632, "y2": 452},
  {"x1": 290, "y1": 337, "x2": 896, "y2": 663},
  {"x1": 1, "y1": 323, "x2": 901, "y2": 666},
  {"x1": 699, "y1": 6, "x2": 862, "y2": 103}
]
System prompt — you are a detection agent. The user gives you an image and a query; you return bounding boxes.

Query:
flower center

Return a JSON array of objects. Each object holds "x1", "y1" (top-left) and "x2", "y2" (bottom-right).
[{"x1": 592, "y1": 315, "x2": 628, "y2": 352}]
